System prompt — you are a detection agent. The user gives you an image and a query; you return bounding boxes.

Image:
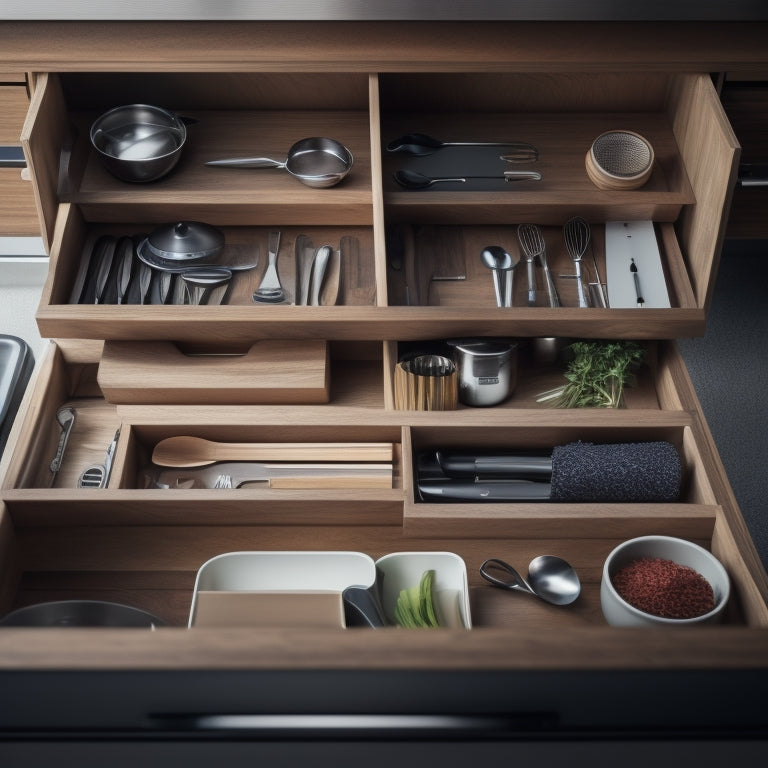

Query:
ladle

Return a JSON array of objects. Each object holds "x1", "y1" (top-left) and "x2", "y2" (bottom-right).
[
  {"x1": 387, "y1": 132, "x2": 538, "y2": 160},
  {"x1": 481, "y1": 246, "x2": 517, "y2": 308},
  {"x1": 394, "y1": 168, "x2": 541, "y2": 189},
  {"x1": 479, "y1": 556, "x2": 581, "y2": 606}
]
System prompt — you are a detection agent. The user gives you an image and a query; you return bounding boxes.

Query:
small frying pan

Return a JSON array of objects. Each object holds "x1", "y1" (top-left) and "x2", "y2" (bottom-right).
[{"x1": 206, "y1": 136, "x2": 353, "y2": 188}]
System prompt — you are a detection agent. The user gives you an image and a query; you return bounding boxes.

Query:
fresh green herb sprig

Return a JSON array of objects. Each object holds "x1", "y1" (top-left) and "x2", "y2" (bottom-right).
[{"x1": 537, "y1": 340, "x2": 645, "y2": 409}]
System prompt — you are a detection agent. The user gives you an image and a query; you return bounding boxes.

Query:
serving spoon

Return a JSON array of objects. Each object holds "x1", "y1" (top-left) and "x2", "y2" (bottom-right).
[
  {"x1": 481, "y1": 245, "x2": 517, "y2": 307},
  {"x1": 387, "y1": 132, "x2": 538, "y2": 161},
  {"x1": 480, "y1": 556, "x2": 581, "y2": 606},
  {"x1": 394, "y1": 168, "x2": 541, "y2": 190}
]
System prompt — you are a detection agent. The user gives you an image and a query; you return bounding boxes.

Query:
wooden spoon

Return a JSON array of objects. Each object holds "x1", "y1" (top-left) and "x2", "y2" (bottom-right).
[{"x1": 152, "y1": 435, "x2": 394, "y2": 467}]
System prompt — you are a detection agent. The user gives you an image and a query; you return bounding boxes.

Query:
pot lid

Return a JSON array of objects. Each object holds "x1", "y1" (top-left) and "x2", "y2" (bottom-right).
[{"x1": 144, "y1": 220, "x2": 224, "y2": 261}]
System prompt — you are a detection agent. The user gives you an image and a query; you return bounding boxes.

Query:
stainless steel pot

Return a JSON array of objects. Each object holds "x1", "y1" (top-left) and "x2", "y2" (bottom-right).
[
  {"x1": 90, "y1": 104, "x2": 187, "y2": 183},
  {"x1": 448, "y1": 339, "x2": 518, "y2": 407}
]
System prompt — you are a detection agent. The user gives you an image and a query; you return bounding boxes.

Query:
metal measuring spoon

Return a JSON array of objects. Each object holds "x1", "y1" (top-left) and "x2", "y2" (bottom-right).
[{"x1": 480, "y1": 556, "x2": 581, "y2": 606}]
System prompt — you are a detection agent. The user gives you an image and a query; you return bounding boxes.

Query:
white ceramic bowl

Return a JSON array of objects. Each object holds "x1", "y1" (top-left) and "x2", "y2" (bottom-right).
[{"x1": 601, "y1": 535, "x2": 730, "y2": 627}]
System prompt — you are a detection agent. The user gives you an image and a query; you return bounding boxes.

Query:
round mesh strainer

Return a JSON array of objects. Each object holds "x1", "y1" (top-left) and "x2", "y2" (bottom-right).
[{"x1": 585, "y1": 130, "x2": 655, "y2": 190}]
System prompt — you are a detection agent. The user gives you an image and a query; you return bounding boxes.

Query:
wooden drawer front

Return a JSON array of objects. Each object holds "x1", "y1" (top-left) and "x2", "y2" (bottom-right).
[
  {"x1": 23, "y1": 71, "x2": 737, "y2": 342},
  {"x1": 98, "y1": 340, "x2": 332, "y2": 405},
  {"x1": 0, "y1": 83, "x2": 39, "y2": 236},
  {"x1": 722, "y1": 78, "x2": 768, "y2": 238}
]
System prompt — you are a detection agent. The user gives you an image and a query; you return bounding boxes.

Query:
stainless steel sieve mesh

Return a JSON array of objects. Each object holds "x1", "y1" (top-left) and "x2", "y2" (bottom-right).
[{"x1": 591, "y1": 131, "x2": 653, "y2": 177}]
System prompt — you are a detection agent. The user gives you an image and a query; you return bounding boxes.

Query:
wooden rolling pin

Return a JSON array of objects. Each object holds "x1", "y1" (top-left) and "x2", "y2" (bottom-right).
[{"x1": 152, "y1": 435, "x2": 394, "y2": 467}]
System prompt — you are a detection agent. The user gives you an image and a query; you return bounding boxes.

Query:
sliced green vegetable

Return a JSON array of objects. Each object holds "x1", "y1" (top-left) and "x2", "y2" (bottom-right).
[
  {"x1": 420, "y1": 569, "x2": 439, "y2": 628},
  {"x1": 394, "y1": 569, "x2": 440, "y2": 628}
]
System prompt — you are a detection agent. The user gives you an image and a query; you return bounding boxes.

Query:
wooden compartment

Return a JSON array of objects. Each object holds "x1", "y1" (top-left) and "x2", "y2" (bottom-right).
[
  {"x1": 385, "y1": 338, "x2": 666, "y2": 412},
  {"x1": 0, "y1": 501, "x2": 751, "y2": 631},
  {"x1": 0, "y1": 341, "x2": 389, "y2": 491},
  {"x1": 22, "y1": 70, "x2": 739, "y2": 341},
  {"x1": 24, "y1": 72, "x2": 375, "y2": 244},
  {"x1": 380, "y1": 72, "x2": 696, "y2": 224},
  {"x1": 402, "y1": 420, "x2": 720, "y2": 540}
]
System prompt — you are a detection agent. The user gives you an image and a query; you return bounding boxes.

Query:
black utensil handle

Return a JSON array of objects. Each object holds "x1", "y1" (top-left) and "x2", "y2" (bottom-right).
[
  {"x1": 418, "y1": 478, "x2": 552, "y2": 502},
  {"x1": 436, "y1": 451, "x2": 552, "y2": 479}
]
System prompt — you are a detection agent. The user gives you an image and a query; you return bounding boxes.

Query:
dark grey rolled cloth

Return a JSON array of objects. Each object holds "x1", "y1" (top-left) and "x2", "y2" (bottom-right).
[{"x1": 549, "y1": 441, "x2": 681, "y2": 502}]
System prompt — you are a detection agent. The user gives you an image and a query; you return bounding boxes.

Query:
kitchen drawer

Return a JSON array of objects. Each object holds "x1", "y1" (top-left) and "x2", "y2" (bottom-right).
[
  {"x1": 21, "y1": 71, "x2": 738, "y2": 342},
  {"x1": 0, "y1": 336, "x2": 701, "y2": 493},
  {"x1": 1, "y1": 339, "x2": 767, "y2": 733}
]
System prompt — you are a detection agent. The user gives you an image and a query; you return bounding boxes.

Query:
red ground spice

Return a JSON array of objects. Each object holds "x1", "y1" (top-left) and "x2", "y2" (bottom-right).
[{"x1": 612, "y1": 557, "x2": 715, "y2": 619}]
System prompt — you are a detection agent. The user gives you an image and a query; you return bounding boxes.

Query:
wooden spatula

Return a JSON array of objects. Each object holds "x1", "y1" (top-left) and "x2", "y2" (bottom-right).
[{"x1": 152, "y1": 435, "x2": 394, "y2": 467}]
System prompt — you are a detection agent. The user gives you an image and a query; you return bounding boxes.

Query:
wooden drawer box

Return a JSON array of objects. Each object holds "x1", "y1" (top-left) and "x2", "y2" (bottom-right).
[
  {"x1": 21, "y1": 70, "x2": 737, "y2": 343},
  {"x1": 1, "y1": 335, "x2": 768, "y2": 730}
]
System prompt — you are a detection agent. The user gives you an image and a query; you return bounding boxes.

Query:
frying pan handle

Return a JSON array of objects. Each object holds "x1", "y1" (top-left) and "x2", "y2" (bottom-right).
[{"x1": 205, "y1": 156, "x2": 285, "y2": 169}]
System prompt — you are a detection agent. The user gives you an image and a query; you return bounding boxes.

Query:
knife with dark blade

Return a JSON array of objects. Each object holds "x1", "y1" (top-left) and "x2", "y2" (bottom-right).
[
  {"x1": 114, "y1": 236, "x2": 134, "y2": 304},
  {"x1": 138, "y1": 260, "x2": 153, "y2": 305},
  {"x1": 158, "y1": 271, "x2": 174, "y2": 304},
  {"x1": 71, "y1": 235, "x2": 114, "y2": 304},
  {"x1": 93, "y1": 236, "x2": 117, "y2": 304}
]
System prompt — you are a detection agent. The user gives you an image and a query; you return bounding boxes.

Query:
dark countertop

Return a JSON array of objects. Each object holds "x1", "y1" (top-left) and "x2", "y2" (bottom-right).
[{"x1": 2, "y1": 0, "x2": 768, "y2": 21}]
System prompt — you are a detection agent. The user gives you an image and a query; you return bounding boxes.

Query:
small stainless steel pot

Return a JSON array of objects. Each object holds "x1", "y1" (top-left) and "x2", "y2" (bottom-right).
[
  {"x1": 206, "y1": 136, "x2": 353, "y2": 188},
  {"x1": 448, "y1": 339, "x2": 518, "y2": 407}
]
